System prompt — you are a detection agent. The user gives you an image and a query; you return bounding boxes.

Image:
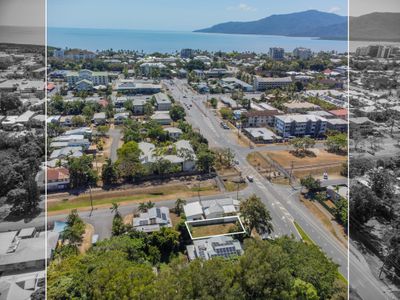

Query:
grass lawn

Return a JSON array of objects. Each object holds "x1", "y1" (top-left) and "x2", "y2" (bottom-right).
[
  {"x1": 48, "y1": 184, "x2": 219, "y2": 212},
  {"x1": 294, "y1": 221, "x2": 314, "y2": 245},
  {"x1": 224, "y1": 181, "x2": 247, "y2": 192},
  {"x1": 190, "y1": 222, "x2": 237, "y2": 238}
]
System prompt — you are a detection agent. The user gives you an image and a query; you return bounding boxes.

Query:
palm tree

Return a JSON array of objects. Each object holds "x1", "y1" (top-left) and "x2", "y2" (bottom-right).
[
  {"x1": 146, "y1": 201, "x2": 155, "y2": 210},
  {"x1": 110, "y1": 202, "x2": 120, "y2": 215},
  {"x1": 138, "y1": 202, "x2": 148, "y2": 213},
  {"x1": 138, "y1": 201, "x2": 155, "y2": 213},
  {"x1": 175, "y1": 198, "x2": 186, "y2": 216}
]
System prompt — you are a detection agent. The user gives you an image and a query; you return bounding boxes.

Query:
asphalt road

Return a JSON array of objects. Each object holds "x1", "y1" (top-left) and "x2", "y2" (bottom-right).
[
  {"x1": 108, "y1": 127, "x2": 122, "y2": 162},
  {"x1": 0, "y1": 80, "x2": 392, "y2": 299},
  {"x1": 164, "y1": 78, "x2": 395, "y2": 299}
]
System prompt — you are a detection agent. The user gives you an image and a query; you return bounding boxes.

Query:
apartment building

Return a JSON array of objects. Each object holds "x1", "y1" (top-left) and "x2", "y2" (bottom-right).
[
  {"x1": 274, "y1": 114, "x2": 327, "y2": 138},
  {"x1": 242, "y1": 110, "x2": 281, "y2": 127},
  {"x1": 253, "y1": 76, "x2": 292, "y2": 91},
  {"x1": 67, "y1": 69, "x2": 109, "y2": 86},
  {"x1": 269, "y1": 47, "x2": 285, "y2": 61},
  {"x1": 293, "y1": 47, "x2": 312, "y2": 60}
]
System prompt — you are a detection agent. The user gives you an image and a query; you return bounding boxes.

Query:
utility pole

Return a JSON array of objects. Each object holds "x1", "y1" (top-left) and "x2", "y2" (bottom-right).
[
  {"x1": 197, "y1": 181, "x2": 201, "y2": 201},
  {"x1": 88, "y1": 184, "x2": 93, "y2": 217},
  {"x1": 289, "y1": 161, "x2": 294, "y2": 187},
  {"x1": 236, "y1": 181, "x2": 240, "y2": 200}
]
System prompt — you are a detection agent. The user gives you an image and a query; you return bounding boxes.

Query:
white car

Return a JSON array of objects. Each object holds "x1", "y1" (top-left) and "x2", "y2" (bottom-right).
[{"x1": 246, "y1": 175, "x2": 254, "y2": 182}]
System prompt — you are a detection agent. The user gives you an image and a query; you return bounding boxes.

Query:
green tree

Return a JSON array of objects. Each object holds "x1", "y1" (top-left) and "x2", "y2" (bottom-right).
[
  {"x1": 169, "y1": 105, "x2": 186, "y2": 121},
  {"x1": 239, "y1": 194, "x2": 273, "y2": 236},
  {"x1": 326, "y1": 133, "x2": 347, "y2": 153},
  {"x1": 209, "y1": 97, "x2": 218, "y2": 109},
  {"x1": 300, "y1": 175, "x2": 321, "y2": 194},
  {"x1": 111, "y1": 202, "x2": 126, "y2": 236},
  {"x1": 369, "y1": 168, "x2": 394, "y2": 199},
  {"x1": 116, "y1": 141, "x2": 144, "y2": 180},
  {"x1": 174, "y1": 198, "x2": 186, "y2": 216},
  {"x1": 101, "y1": 159, "x2": 118, "y2": 187},
  {"x1": 334, "y1": 197, "x2": 348, "y2": 227},
  {"x1": 196, "y1": 149, "x2": 215, "y2": 173},
  {"x1": 68, "y1": 155, "x2": 98, "y2": 189},
  {"x1": 62, "y1": 209, "x2": 85, "y2": 247},
  {"x1": 219, "y1": 107, "x2": 233, "y2": 120},
  {"x1": 138, "y1": 201, "x2": 155, "y2": 213}
]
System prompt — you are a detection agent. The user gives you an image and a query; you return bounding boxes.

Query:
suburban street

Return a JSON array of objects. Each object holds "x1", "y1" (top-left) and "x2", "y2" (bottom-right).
[
  {"x1": 164, "y1": 78, "x2": 395, "y2": 299},
  {"x1": 108, "y1": 127, "x2": 122, "y2": 162}
]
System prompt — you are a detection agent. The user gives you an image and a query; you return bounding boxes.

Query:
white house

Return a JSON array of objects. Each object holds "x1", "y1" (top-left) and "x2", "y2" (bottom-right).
[
  {"x1": 186, "y1": 236, "x2": 243, "y2": 261},
  {"x1": 183, "y1": 198, "x2": 239, "y2": 221},
  {"x1": 133, "y1": 206, "x2": 172, "y2": 233}
]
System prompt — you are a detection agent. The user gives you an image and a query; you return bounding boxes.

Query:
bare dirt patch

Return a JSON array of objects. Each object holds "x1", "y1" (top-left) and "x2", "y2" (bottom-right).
[
  {"x1": 123, "y1": 213, "x2": 133, "y2": 225},
  {"x1": 262, "y1": 149, "x2": 347, "y2": 179},
  {"x1": 247, "y1": 152, "x2": 289, "y2": 184},
  {"x1": 78, "y1": 223, "x2": 94, "y2": 254}
]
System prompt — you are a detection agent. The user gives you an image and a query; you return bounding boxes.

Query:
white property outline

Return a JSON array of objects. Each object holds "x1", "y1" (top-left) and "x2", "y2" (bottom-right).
[{"x1": 185, "y1": 215, "x2": 246, "y2": 240}]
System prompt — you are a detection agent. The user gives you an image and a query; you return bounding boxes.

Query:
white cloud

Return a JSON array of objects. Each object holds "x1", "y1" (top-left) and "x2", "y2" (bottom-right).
[
  {"x1": 328, "y1": 6, "x2": 341, "y2": 13},
  {"x1": 227, "y1": 3, "x2": 257, "y2": 12}
]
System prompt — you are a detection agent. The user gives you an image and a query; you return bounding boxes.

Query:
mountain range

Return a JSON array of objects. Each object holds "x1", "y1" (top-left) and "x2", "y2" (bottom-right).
[{"x1": 195, "y1": 10, "x2": 400, "y2": 41}]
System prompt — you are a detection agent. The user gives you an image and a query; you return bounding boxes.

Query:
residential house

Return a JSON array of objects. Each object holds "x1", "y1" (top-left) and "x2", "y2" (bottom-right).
[
  {"x1": 92, "y1": 112, "x2": 106, "y2": 125},
  {"x1": 164, "y1": 127, "x2": 183, "y2": 140},
  {"x1": 183, "y1": 198, "x2": 239, "y2": 221},
  {"x1": 0, "y1": 230, "x2": 59, "y2": 273},
  {"x1": 46, "y1": 167, "x2": 70, "y2": 191},
  {"x1": 186, "y1": 236, "x2": 243, "y2": 261},
  {"x1": 243, "y1": 127, "x2": 282, "y2": 144},
  {"x1": 350, "y1": 117, "x2": 375, "y2": 135},
  {"x1": 114, "y1": 112, "x2": 129, "y2": 125},
  {"x1": 151, "y1": 111, "x2": 172, "y2": 125},
  {"x1": 133, "y1": 207, "x2": 172, "y2": 233}
]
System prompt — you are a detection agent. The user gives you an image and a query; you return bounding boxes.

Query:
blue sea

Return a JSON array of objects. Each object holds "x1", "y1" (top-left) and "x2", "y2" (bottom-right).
[{"x1": 48, "y1": 27, "x2": 348, "y2": 54}]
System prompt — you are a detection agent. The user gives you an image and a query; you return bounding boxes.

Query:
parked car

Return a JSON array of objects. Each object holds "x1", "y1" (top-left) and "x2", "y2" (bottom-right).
[{"x1": 246, "y1": 175, "x2": 254, "y2": 182}]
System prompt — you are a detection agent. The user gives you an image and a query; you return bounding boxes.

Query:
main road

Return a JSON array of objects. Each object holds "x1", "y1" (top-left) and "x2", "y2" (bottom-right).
[{"x1": 164, "y1": 78, "x2": 394, "y2": 299}]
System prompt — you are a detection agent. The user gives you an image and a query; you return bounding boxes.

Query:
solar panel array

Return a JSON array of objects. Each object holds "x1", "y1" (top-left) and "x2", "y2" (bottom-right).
[{"x1": 213, "y1": 245, "x2": 238, "y2": 258}]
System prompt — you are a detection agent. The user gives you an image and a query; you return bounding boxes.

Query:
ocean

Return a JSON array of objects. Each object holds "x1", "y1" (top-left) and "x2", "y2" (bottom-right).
[
  {"x1": 48, "y1": 27, "x2": 348, "y2": 54},
  {"x1": 0, "y1": 26, "x2": 44, "y2": 46}
]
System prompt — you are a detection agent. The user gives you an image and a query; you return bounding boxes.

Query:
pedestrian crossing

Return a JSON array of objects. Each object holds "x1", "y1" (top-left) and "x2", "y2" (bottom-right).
[{"x1": 238, "y1": 165, "x2": 295, "y2": 223}]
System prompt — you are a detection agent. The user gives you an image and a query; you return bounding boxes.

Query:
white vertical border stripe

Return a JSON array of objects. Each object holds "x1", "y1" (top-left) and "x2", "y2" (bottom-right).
[
  {"x1": 347, "y1": 0, "x2": 350, "y2": 297},
  {"x1": 44, "y1": 0, "x2": 48, "y2": 297}
]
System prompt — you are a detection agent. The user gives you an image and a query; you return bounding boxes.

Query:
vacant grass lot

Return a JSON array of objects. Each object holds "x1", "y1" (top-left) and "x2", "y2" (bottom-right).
[
  {"x1": 190, "y1": 222, "x2": 237, "y2": 238},
  {"x1": 48, "y1": 183, "x2": 219, "y2": 213},
  {"x1": 262, "y1": 149, "x2": 347, "y2": 179}
]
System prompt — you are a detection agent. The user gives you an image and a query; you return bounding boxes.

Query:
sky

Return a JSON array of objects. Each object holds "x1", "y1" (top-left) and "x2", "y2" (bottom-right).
[
  {"x1": 350, "y1": 0, "x2": 400, "y2": 16},
  {"x1": 47, "y1": 0, "x2": 349, "y2": 31},
  {"x1": 0, "y1": 0, "x2": 45, "y2": 27}
]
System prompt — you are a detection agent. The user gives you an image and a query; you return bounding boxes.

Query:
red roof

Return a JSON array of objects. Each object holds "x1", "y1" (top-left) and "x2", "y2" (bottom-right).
[
  {"x1": 98, "y1": 99, "x2": 108, "y2": 108},
  {"x1": 47, "y1": 83, "x2": 55, "y2": 91},
  {"x1": 323, "y1": 69, "x2": 333, "y2": 74},
  {"x1": 47, "y1": 167, "x2": 69, "y2": 181},
  {"x1": 329, "y1": 109, "x2": 348, "y2": 117}
]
